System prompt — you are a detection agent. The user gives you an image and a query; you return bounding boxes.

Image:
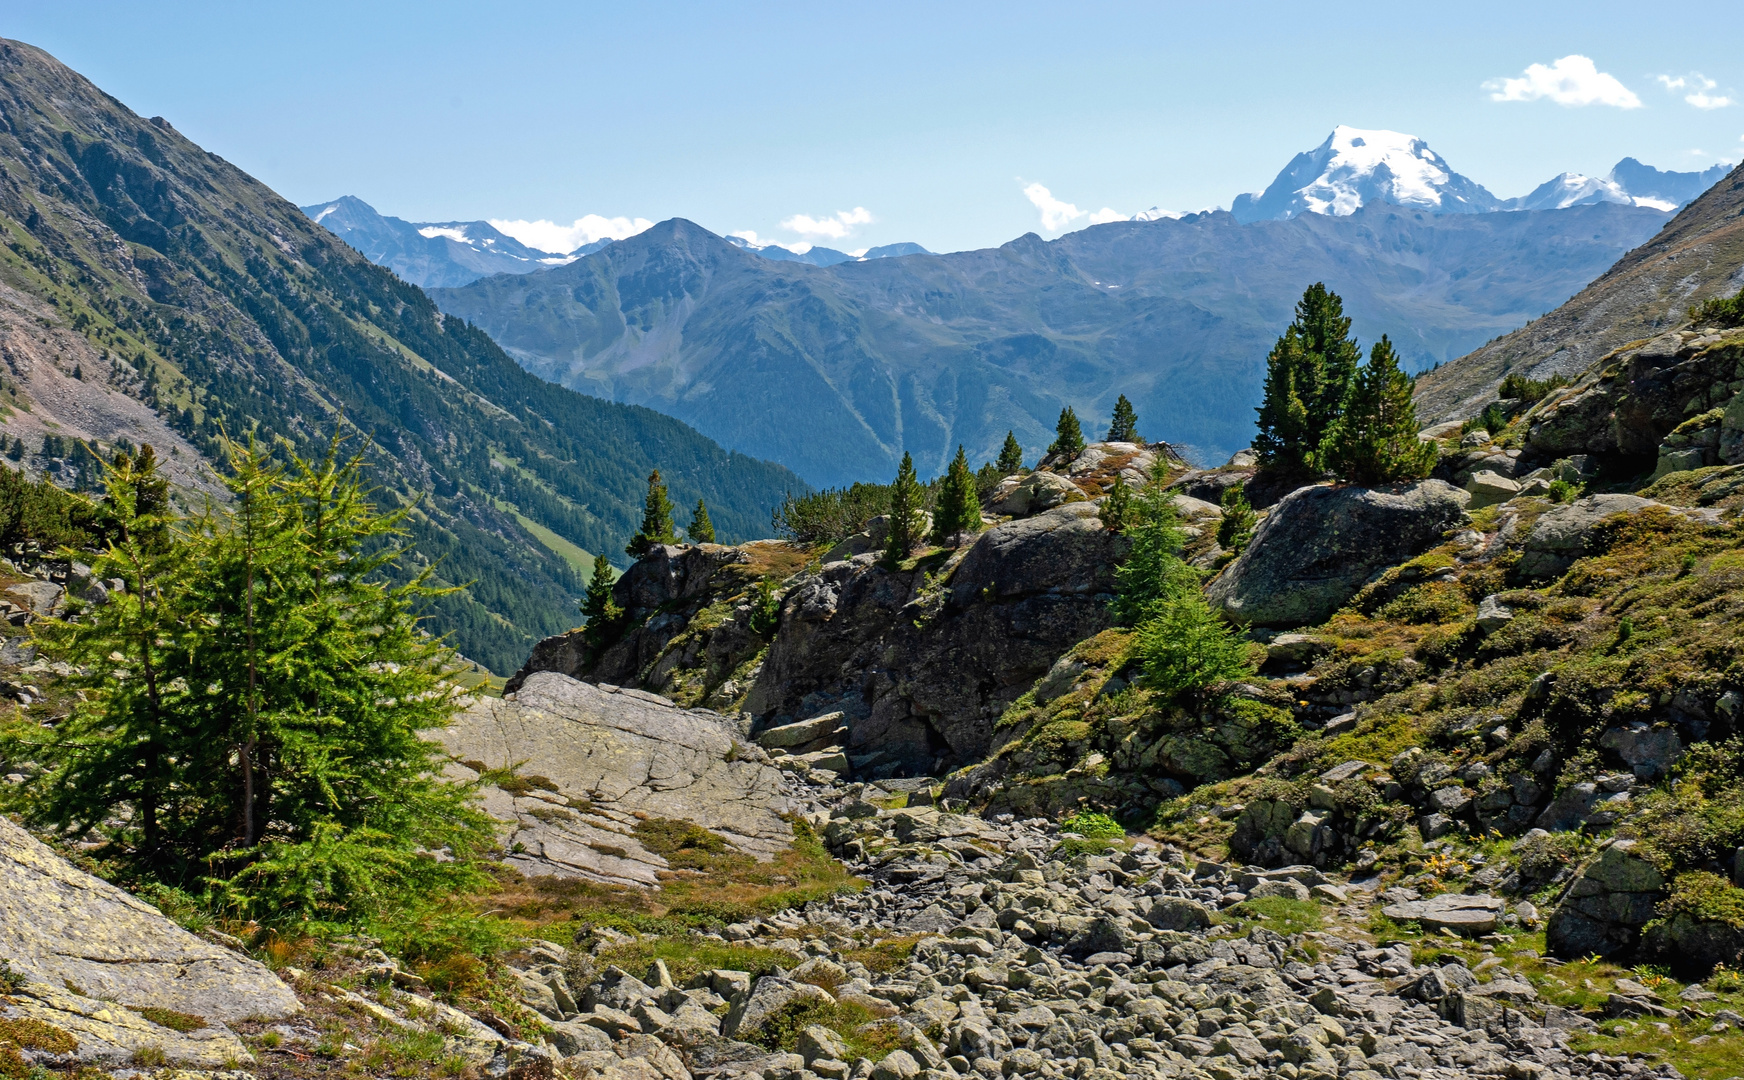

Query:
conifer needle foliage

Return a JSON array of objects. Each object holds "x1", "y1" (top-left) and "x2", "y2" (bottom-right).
[
  {"x1": 930, "y1": 446, "x2": 982, "y2": 547},
  {"x1": 996, "y1": 431, "x2": 1026, "y2": 475},
  {"x1": 8, "y1": 436, "x2": 492, "y2": 929},
  {"x1": 1048, "y1": 407, "x2": 1086, "y2": 460},
  {"x1": 883, "y1": 453, "x2": 926, "y2": 562},
  {"x1": 1318, "y1": 336, "x2": 1438, "y2": 485},
  {"x1": 626, "y1": 469, "x2": 679, "y2": 555},
  {"x1": 1107, "y1": 395, "x2": 1140, "y2": 443},
  {"x1": 1254, "y1": 283, "x2": 1363, "y2": 473}
]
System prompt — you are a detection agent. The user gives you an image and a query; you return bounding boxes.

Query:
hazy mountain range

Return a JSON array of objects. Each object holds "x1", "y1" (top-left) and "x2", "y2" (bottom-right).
[{"x1": 318, "y1": 128, "x2": 1730, "y2": 486}]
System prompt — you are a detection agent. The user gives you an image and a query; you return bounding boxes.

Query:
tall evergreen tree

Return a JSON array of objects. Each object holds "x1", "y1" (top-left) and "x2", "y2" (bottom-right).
[
  {"x1": 581, "y1": 555, "x2": 622, "y2": 646},
  {"x1": 996, "y1": 431, "x2": 1025, "y2": 474},
  {"x1": 1048, "y1": 407, "x2": 1086, "y2": 459},
  {"x1": 1317, "y1": 336, "x2": 1438, "y2": 486},
  {"x1": 1253, "y1": 330, "x2": 1314, "y2": 470},
  {"x1": 12, "y1": 436, "x2": 490, "y2": 922},
  {"x1": 1294, "y1": 283, "x2": 1362, "y2": 436},
  {"x1": 1253, "y1": 284, "x2": 1363, "y2": 471},
  {"x1": 1107, "y1": 395, "x2": 1140, "y2": 442},
  {"x1": 883, "y1": 452, "x2": 925, "y2": 562},
  {"x1": 930, "y1": 445, "x2": 981, "y2": 546},
  {"x1": 687, "y1": 499, "x2": 715, "y2": 544},
  {"x1": 625, "y1": 469, "x2": 678, "y2": 556}
]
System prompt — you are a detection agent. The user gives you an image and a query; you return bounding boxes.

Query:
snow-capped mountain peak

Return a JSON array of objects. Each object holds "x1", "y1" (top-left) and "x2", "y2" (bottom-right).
[{"x1": 1232, "y1": 125, "x2": 1502, "y2": 223}]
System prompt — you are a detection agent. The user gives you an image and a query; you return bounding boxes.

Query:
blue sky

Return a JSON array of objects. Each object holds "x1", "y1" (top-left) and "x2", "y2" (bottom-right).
[{"x1": 9, "y1": 1, "x2": 1743, "y2": 254}]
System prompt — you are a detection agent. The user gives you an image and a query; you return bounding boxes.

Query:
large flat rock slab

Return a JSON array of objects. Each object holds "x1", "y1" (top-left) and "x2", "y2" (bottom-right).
[
  {"x1": 442, "y1": 672, "x2": 795, "y2": 884},
  {"x1": 0, "y1": 816, "x2": 299, "y2": 1024},
  {"x1": 1381, "y1": 892, "x2": 1505, "y2": 934}
]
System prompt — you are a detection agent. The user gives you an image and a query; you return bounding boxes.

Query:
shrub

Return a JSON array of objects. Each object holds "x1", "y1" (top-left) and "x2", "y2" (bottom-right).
[
  {"x1": 1547, "y1": 478, "x2": 1582, "y2": 504},
  {"x1": 748, "y1": 578, "x2": 781, "y2": 636},
  {"x1": 1656, "y1": 872, "x2": 1744, "y2": 928},
  {"x1": 1689, "y1": 289, "x2": 1744, "y2": 329},
  {"x1": 1060, "y1": 810, "x2": 1124, "y2": 839},
  {"x1": 1499, "y1": 373, "x2": 1568, "y2": 404},
  {"x1": 772, "y1": 482, "x2": 892, "y2": 544}
]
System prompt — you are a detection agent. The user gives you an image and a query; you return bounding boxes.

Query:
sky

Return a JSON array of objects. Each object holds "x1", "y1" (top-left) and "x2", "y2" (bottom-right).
[{"x1": 7, "y1": 1, "x2": 1744, "y2": 255}]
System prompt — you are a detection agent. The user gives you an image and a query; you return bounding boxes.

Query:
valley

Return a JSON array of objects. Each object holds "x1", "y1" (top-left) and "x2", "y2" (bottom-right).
[{"x1": 2, "y1": 25, "x2": 1744, "y2": 1080}]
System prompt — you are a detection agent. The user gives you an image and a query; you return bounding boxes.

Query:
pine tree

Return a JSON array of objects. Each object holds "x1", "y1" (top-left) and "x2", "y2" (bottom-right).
[
  {"x1": 930, "y1": 446, "x2": 981, "y2": 546},
  {"x1": 625, "y1": 469, "x2": 678, "y2": 556},
  {"x1": 996, "y1": 431, "x2": 1025, "y2": 474},
  {"x1": 1253, "y1": 284, "x2": 1363, "y2": 471},
  {"x1": 688, "y1": 499, "x2": 715, "y2": 544},
  {"x1": 1253, "y1": 330, "x2": 1314, "y2": 470},
  {"x1": 1317, "y1": 336, "x2": 1439, "y2": 486},
  {"x1": 1048, "y1": 407, "x2": 1086, "y2": 459},
  {"x1": 581, "y1": 555, "x2": 622, "y2": 646},
  {"x1": 883, "y1": 452, "x2": 925, "y2": 562},
  {"x1": 1107, "y1": 395, "x2": 1140, "y2": 442},
  {"x1": 1294, "y1": 283, "x2": 1362, "y2": 437}
]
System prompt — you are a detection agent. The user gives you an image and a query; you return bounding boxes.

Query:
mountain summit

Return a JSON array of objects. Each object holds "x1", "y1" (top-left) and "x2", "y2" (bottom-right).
[{"x1": 1232, "y1": 126, "x2": 1502, "y2": 222}]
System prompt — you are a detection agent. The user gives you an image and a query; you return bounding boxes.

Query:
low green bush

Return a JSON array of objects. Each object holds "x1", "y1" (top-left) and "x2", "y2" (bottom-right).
[{"x1": 1059, "y1": 810, "x2": 1124, "y2": 839}]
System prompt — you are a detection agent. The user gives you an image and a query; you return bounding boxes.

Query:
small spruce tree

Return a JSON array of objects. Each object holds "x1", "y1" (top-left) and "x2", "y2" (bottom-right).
[
  {"x1": 1100, "y1": 475, "x2": 1132, "y2": 533},
  {"x1": 1217, "y1": 482, "x2": 1256, "y2": 553},
  {"x1": 1253, "y1": 330, "x2": 1315, "y2": 471},
  {"x1": 1317, "y1": 336, "x2": 1439, "y2": 486},
  {"x1": 996, "y1": 431, "x2": 1025, "y2": 474},
  {"x1": 1107, "y1": 395, "x2": 1140, "y2": 443},
  {"x1": 688, "y1": 499, "x2": 715, "y2": 544},
  {"x1": 930, "y1": 445, "x2": 981, "y2": 546},
  {"x1": 581, "y1": 556, "x2": 622, "y2": 647},
  {"x1": 625, "y1": 469, "x2": 678, "y2": 556},
  {"x1": 883, "y1": 452, "x2": 925, "y2": 562},
  {"x1": 1048, "y1": 407, "x2": 1086, "y2": 459}
]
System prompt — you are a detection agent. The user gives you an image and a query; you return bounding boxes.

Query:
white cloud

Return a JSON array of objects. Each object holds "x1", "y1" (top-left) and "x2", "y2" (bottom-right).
[
  {"x1": 780, "y1": 207, "x2": 873, "y2": 241},
  {"x1": 1659, "y1": 73, "x2": 1733, "y2": 109},
  {"x1": 1484, "y1": 55, "x2": 1641, "y2": 109},
  {"x1": 1088, "y1": 207, "x2": 1129, "y2": 224},
  {"x1": 730, "y1": 230, "x2": 811, "y2": 254},
  {"x1": 1022, "y1": 183, "x2": 1087, "y2": 230},
  {"x1": 488, "y1": 214, "x2": 654, "y2": 254}
]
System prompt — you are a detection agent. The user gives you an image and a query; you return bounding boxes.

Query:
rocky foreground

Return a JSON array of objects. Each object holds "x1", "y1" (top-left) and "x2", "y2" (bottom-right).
[{"x1": 471, "y1": 781, "x2": 1672, "y2": 1080}]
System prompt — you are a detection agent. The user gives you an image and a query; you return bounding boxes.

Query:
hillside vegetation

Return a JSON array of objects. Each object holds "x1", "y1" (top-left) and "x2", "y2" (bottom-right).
[{"x1": 0, "y1": 38, "x2": 802, "y2": 672}]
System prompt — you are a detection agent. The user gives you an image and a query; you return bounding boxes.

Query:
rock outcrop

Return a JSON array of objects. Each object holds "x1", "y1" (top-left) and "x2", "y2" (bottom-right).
[
  {"x1": 1206, "y1": 481, "x2": 1471, "y2": 627},
  {"x1": 441, "y1": 672, "x2": 797, "y2": 884},
  {"x1": 0, "y1": 815, "x2": 298, "y2": 1067},
  {"x1": 1545, "y1": 840, "x2": 1666, "y2": 958}
]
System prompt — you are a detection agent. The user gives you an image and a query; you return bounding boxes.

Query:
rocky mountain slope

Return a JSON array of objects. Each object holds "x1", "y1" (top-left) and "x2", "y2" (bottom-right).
[
  {"x1": 1415, "y1": 161, "x2": 1744, "y2": 424},
  {"x1": 0, "y1": 38, "x2": 803, "y2": 673},
  {"x1": 429, "y1": 203, "x2": 1667, "y2": 485}
]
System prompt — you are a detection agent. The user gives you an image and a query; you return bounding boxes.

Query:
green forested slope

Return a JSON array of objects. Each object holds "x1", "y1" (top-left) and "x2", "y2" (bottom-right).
[{"x1": 0, "y1": 39, "x2": 802, "y2": 673}]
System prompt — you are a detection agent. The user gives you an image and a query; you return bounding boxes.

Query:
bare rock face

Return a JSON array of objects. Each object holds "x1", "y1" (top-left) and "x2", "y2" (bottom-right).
[
  {"x1": 0, "y1": 815, "x2": 298, "y2": 1067},
  {"x1": 441, "y1": 672, "x2": 795, "y2": 884},
  {"x1": 1206, "y1": 481, "x2": 1471, "y2": 628},
  {"x1": 744, "y1": 503, "x2": 1128, "y2": 777}
]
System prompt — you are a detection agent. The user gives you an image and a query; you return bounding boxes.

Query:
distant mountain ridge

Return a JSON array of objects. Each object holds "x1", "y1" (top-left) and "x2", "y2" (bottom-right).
[
  {"x1": 305, "y1": 197, "x2": 930, "y2": 286},
  {"x1": 1232, "y1": 126, "x2": 1728, "y2": 222},
  {"x1": 428, "y1": 203, "x2": 1670, "y2": 487},
  {"x1": 0, "y1": 39, "x2": 803, "y2": 673}
]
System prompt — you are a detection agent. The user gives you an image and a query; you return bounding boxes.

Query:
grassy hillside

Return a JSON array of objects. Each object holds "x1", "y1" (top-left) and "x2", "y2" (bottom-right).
[{"x1": 0, "y1": 38, "x2": 803, "y2": 673}]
